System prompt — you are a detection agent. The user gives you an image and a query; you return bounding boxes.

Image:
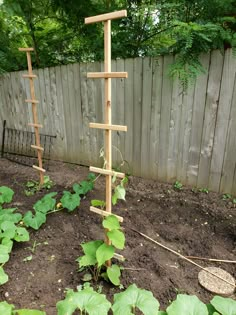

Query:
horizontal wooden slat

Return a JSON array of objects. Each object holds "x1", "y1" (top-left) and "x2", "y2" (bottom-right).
[
  {"x1": 113, "y1": 253, "x2": 125, "y2": 262},
  {"x1": 18, "y1": 48, "x2": 34, "y2": 52},
  {"x1": 22, "y1": 74, "x2": 37, "y2": 78},
  {"x1": 28, "y1": 123, "x2": 43, "y2": 128},
  {"x1": 89, "y1": 166, "x2": 125, "y2": 178},
  {"x1": 31, "y1": 145, "x2": 44, "y2": 151},
  {"x1": 25, "y1": 99, "x2": 39, "y2": 104},
  {"x1": 90, "y1": 206, "x2": 123, "y2": 222},
  {"x1": 89, "y1": 123, "x2": 127, "y2": 132},
  {"x1": 87, "y1": 72, "x2": 128, "y2": 79},
  {"x1": 85, "y1": 10, "x2": 127, "y2": 24},
  {"x1": 33, "y1": 165, "x2": 46, "y2": 172}
]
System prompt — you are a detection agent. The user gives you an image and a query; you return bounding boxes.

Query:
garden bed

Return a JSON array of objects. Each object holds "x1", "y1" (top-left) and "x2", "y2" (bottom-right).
[{"x1": 0, "y1": 158, "x2": 235, "y2": 314}]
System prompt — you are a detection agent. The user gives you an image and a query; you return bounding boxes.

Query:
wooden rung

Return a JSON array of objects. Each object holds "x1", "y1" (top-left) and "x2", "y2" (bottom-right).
[
  {"x1": 113, "y1": 253, "x2": 125, "y2": 262},
  {"x1": 25, "y1": 99, "x2": 39, "y2": 104},
  {"x1": 85, "y1": 10, "x2": 127, "y2": 24},
  {"x1": 89, "y1": 123, "x2": 127, "y2": 132},
  {"x1": 18, "y1": 48, "x2": 34, "y2": 52},
  {"x1": 28, "y1": 123, "x2": 43, "y2": 128},
  {"x1": 31, "y1": 145, "x2": 44, "y2": 151},
  {"x1": 87, "y1": 72, "x2": 128, "y2": 79},
  {"x1": 89, "y1": 166, "x2": 125, "y2": 178},
  {"x1": 33, "y1": 165, "x2": 46, "y2": 172},
  {"x1": 22, "y1": 74, "x2": 37, "y2": 78},
  {"x1": 90, "y1": 206, "x2": 123, "y2": 222}
]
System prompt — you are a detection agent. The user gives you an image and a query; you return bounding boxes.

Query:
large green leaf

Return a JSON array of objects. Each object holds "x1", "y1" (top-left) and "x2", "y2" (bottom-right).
[
  {"x1": 14, "y1": 227, "x2": 30, "y2": 242},
  {"x1": 0, "y1": 186, "x2": 14, "y2": 204},
  {"x1": 103, "y1": 215, "x2": 120, "y2": 230},
  {"x1": 0, "y1": 301, "x2": 14, "y2": 315},
  {"x1": 0, "y1": 266, "x2": 9, "y2": 285},
  {"x1": 107, "y1": 264, "x2": 121, "y2": 286},
  {"x1": 211, "y1": 296, "x2": 236, "y2": 315},
  {"x1": 107, "y1": 229, "x2": 125, "y2": 249},
  {"x1": 166, "y1": 294, "x2": 208, "y2": 315},
  {"x1": 0, "y1": 244, "x2": 10, "y2": 263},
  {"x1": 56, "y1": 287, "x2": 111, "y2": 315},
  {"x1": 33, "y1": 192, "x2": 57, "y2": 213},
  {"x1": 1, "y1": 237, "x2": 13, "y2": 253},
  {"x1": 77, "y1": 240, "x2": 103, "y2": 267},
  {"x1": 14, "y1": 310, "x2": 46, "y2": 315},
  {"x1": 23, "y1": 211, "x2": 46, "y2": 230},
  {"x1": 112, "y1": 284, "x2": 160, "y2": 315},
  {"x1": 0, "y1": 211, "x2": 22, "y2": 224},
  {"x1": 96, "y1": 243, "x2": 115, "y2": 267},
  {"x1": 0, "y1": 221, "x2": 16, "y2": 239},
  {"x1": 60, "y1": 191, "x2": 80, "y2": 212},
  {"x1": 73, "y1": 180, "x2": 93, "y2": 195}
]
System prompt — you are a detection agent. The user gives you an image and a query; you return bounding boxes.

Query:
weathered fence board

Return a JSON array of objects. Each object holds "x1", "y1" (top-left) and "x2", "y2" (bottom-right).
[{"x1": 0, "y1": 49, "x2": 236, "y2": 194}]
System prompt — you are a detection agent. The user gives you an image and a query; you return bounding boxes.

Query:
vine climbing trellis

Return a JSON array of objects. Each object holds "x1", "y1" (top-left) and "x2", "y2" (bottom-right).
[{"x1": 85, "y1": 10, "x2": 128, "y2": 265}]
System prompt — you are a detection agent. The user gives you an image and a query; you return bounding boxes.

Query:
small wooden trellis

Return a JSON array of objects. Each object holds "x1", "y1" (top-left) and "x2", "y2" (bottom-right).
[
  {"x1": 19, "y1": 47, "x2": 45, "y2": 185},
  {"x1": 85, "y1": 10, "x2": 128, "y2": 262}
]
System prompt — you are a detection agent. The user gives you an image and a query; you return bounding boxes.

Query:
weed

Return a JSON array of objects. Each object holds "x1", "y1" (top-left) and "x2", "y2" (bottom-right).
[{"x1": 173, "y1": 181, "x2": 183, "y2": 190}]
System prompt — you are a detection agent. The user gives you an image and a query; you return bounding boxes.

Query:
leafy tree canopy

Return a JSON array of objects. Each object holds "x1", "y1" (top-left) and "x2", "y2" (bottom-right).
[{"x1": 0, "y1": 0, "x2": 235, "y2": 85}]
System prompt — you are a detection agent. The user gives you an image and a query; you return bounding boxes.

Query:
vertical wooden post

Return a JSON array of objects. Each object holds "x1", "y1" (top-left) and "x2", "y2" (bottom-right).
[
  {"x1": 85, "y1": 10, "x2": 127, "y2": 265},
  {"x1": 19, "y1": 48, "x2": 45, "y2": 185},
  {"x1": 104, "y1": 20, "x2": 112, "y2": 216}
]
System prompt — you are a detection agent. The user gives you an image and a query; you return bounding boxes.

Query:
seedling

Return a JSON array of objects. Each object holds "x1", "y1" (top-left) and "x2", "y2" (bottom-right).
[
  {"x1": 24, "y1": 175, "x2": 54, "y2": 196},
  {"x1": 77, "y1": 215, "x2": 125, "y2": 286},
  {"x1": 222, "y1": 193, "x2": 232, "y2": 200},
  {"x1": 173, "y1": 181, "x2": 183, "y2": 190},
  {"x1": 199, "y1": 187, "x2": 209, "y2": 194}
]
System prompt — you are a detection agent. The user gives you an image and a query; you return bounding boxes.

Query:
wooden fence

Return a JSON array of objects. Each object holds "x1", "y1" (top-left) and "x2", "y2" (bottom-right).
[{"x1": 0, "y1": 49, "x2": 236, "y2": 194}]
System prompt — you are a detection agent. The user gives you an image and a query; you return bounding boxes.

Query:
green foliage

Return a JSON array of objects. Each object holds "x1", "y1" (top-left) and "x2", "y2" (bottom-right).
[
  {"x1": 24, "y1": 176, "x2": 54, "y2": 196},
  {"x1": 199, "y1": 188, "x2": 209, "y2": 194},
  {"x1": 210, "y1": 296, "x2": 236, "y2": 315},
  {"x1": 91, "y1": 199, "x2": 106, "y2": 209},
  {"x1": 60, "y1": 191, "x2": 81, "y2": 212},
  {"x1": 112, "y1": 284, "x2": 160, "y2": 315},
  {"x1": 173, "y1": 181, "x2": 183, "y2": 190},
  {"x1": 0, "y1": 0, "x2": 235, "y2": 87},
  {"x1": 77, "y1": 215, "x2": 125, "y2": 286},
  {"x1": 166, "y1": 294, "x2": 208, "y2": 315},
  {"x1": 0, "y1": 186, "x2": 30, "y2": 286},
  {"x1": 23, "y1": 175, "x2": 94, "y2": 230},
  {"x1": 0, "y1": 301, "x2": 45, "y2": 315},
  {"x1": 33, "y1": 192, "x2": 57, "y2": 213},
  {"x1": 56, "y1": 285, "x2": 111, "y2": 315},
  {"x1": 0, "y1": 186, "x2": 14, "y2": 204},
  {"x1": 112, "y1": 177, "x2": 128, "y2": 206}
]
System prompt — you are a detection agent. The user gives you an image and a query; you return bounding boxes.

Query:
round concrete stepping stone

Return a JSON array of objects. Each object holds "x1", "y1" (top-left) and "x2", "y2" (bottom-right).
[{"x1": 198, "y1": 267, "x2": 235, "y2": 296}]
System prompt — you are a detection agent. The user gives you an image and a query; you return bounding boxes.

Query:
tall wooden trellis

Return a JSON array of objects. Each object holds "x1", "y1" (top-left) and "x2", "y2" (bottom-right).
[
  {"x1": 19, "y1": 47, "x2": 45, "y2": 185},
  {"x1": 85, "y1": 10, "x2": 128, "y2": 262}
]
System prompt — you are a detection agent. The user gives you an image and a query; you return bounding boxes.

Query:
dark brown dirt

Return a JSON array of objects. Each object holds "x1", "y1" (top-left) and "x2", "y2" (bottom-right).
[{"x1": 0, "y1": 158, "x2": 235, "y2": 314}]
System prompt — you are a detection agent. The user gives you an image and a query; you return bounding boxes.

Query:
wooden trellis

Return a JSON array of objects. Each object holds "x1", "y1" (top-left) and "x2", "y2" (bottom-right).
[
  {"x1": 19, "y1": 47, "x2": 45, "y2": 185},
  {"x1": 85, "y1": 10, "x2": 128, "y2": 262}
]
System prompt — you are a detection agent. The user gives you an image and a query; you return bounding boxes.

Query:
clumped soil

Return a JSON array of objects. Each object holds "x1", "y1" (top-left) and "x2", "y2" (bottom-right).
[{"x1": 0, "y1": 158, "x2": 235, "y2": 314}]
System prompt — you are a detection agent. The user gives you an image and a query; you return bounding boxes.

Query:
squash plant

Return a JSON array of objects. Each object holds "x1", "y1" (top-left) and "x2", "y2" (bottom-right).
[
  {"x1": 23, "y1": 174, "x2": 95, "y2": 230},
  {"x1": 77, "y1": 215, "x2": 125, "y2": 285},
  {"x1": 0, "y1": 186, "x2": 29, "y2": 286},
  {"x1": 0, "y1": 301, "x2": 45, "y2": 314},
  {"x1": 56, "y1": 286, "x2": 236, "y2": 315}
]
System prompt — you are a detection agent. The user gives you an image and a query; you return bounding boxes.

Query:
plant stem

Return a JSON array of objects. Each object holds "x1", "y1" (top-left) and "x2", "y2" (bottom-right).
[{"x1": 47, "y1": 208, "x2": 64, "y2": 215}]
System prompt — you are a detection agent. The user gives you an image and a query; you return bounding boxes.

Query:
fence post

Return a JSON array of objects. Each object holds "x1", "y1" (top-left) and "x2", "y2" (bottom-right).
[{"x1": 1, "y1": 120, "x2": 6, "y2": 158}]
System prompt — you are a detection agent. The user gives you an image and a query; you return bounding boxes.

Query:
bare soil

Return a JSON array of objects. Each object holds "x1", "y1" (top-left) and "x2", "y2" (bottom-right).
[{"x1": 0, "y1": 158, "x2": 235, "y2": 314}]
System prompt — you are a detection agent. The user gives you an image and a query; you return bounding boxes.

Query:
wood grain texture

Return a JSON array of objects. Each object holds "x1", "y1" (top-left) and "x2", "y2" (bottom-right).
[
  {"x1": 0, "y1": 51, "x2": 236, "y2": 194},
  {"x1": 209, "y1": 50, "x2": 236, "y2": 192}
]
